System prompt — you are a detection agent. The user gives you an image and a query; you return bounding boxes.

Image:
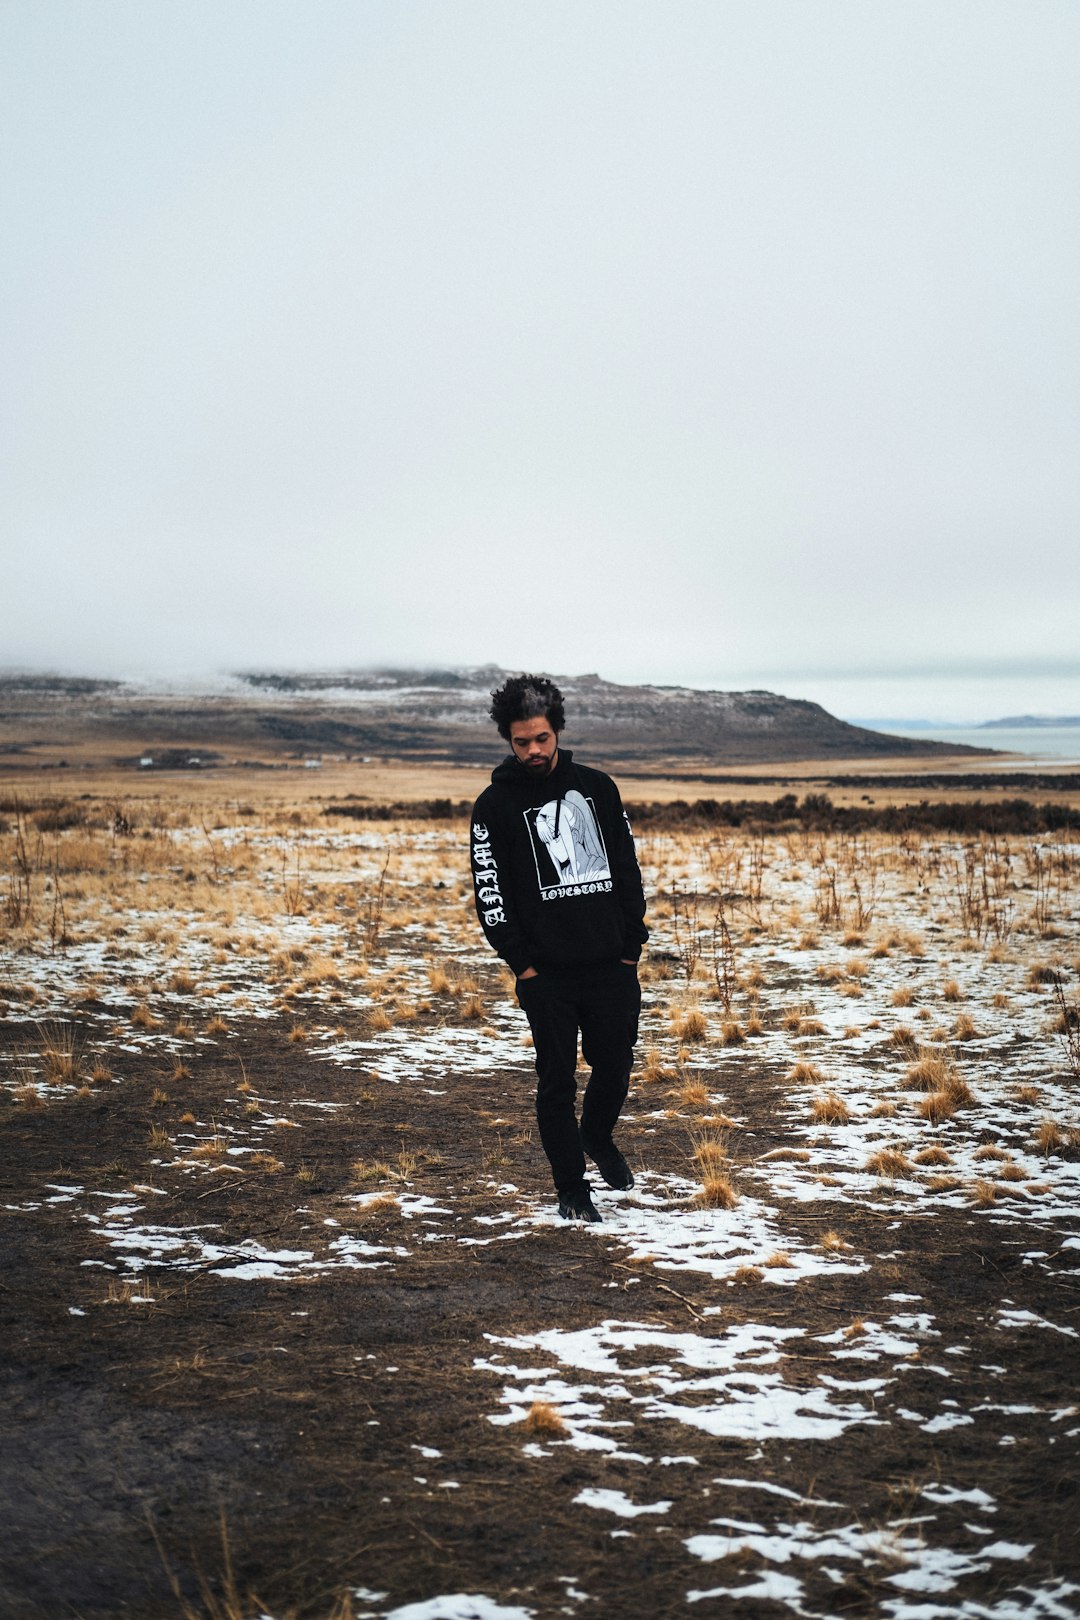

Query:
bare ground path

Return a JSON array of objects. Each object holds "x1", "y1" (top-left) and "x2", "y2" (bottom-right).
[{"x1": 2, "y1": 1006, "x2": 1078, "y2": 1620}]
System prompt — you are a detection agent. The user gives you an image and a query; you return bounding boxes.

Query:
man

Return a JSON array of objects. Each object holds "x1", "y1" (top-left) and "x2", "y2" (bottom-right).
[{"x1": 470, "y1": 673, "x2": 648, "y2": 1222}]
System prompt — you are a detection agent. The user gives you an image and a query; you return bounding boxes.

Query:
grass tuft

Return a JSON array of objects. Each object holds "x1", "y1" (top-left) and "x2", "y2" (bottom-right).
[
  {"x1": 811, "y1": 1092, "x2": 850, "y2": 1125},
  {"x1": 865, "y1": 1147, "x2": 912, "y2": 1178},
  {"x1": 523, "y1": 1401, "x2": 568, "y2": 1436},
  {"x1": 672, "y1": 1006, "x2": 709, "y2": 1042},
  {"x1": 1035, "y1": 1119, "x2": 1065, "y2": 1156},
  {"x1": 693, "y1": 1171, "x2": 739, "y2": 1209},
  {"x1": 690, "y1": 1129, "x2": 730, "y2": 1174}
]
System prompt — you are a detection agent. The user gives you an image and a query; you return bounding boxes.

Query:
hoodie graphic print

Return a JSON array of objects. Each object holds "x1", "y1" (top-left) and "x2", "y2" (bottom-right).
[
  {"x1": 528, "y1": 789, "x2": 611, "y2": 898},
  {"x1": 470, "y1": 750, "x2": 648, "y2": 977}
]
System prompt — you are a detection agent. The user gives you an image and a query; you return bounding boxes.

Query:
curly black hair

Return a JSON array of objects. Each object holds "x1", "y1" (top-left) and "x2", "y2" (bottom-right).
[{"x1": 489, "y1": 673, "x2": 566, "y2": 741}]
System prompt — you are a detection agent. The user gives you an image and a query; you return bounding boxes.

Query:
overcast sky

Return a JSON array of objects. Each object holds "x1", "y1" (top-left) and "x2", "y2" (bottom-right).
[{"x1": 2, "y1": 1, "x2": 1077, "y2": 720}]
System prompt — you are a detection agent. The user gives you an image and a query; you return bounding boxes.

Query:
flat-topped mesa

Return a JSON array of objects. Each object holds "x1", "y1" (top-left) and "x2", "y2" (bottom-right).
[
  {"x1": 0, "y1": 666, "x2": 995, "y2": 767},
  {"x1": 516, "y1": 674, "x2": 987, "y2": 765}
]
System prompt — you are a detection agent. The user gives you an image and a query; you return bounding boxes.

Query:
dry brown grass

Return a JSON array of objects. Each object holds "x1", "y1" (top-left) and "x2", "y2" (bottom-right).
[
  {"x1": 356, "y1": 1193, "x2": 400, "y2": 1216},
  {"x1": 639, "y1": 1047, "x2": 677, "y2": 1085},
  {"x1": 188, "y1": 1135, "x2": 228, "y2": 1161},
  {"x1": 903, "y1": 1053, "x2": 960, "y2": 1093},
  {"x1": 249, "y1": 1152, "x2": 285, "y2": 1173},
  {"x1": 811, "y1": 1093, "x2": 850, "y2": 1125},
  {"x1": 693, "y1": 1172, "x2": 739, "y2": 1209},
  {"x1": 819, "y1": 1229, "x2": 851, "y2": 1252},
  {"x1": 788, "y1": 1063, "x2": 824, "y2": 1088},
  {"x1": 816, "y1": 964, "x2": 847, "y2": 985},
  {"x1": 1035, "y1": 1119, "x2": 1066, "y2": 1156},
  {"x1": 672, "y1": 1006, "x2": 709, "y2": 1042},
  {"x1": 913, "y1": 1146, "x2": 952, "y2": 1166},
  {"x1": 865, "y1": 1147, "x2": 912, "y2": 1178},
  {"x1": 523, "y1": 1401, "x2": 568, "y2": 1436},
  {"x1": 673, "y1": 1079, "x2": 710, "y2": 1109},
  {"x1": 690, "y1": 1129, "x2": 730, "y2": 1175},
  {"x1": 104, "y1": 1277, "x2": 154, "y2": 1306},
  {"x1": 890, "y1": 985, "x2": 916, "y2": 1007},
  {"x1": 37, "y1": 1022, "x2": 78, "y2": 1081},
  {"x1": 764, "y1": 1250, "x2": 794, "y2": 1269}
]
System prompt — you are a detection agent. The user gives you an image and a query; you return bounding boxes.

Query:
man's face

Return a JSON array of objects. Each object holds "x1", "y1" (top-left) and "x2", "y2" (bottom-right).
[{"x1": 509, "y1": 715, "x2": 559, "y2": 776}]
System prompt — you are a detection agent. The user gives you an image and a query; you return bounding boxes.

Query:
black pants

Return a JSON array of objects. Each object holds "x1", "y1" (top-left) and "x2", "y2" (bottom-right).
[{"x1": 515, "y1": 961, "x2": 641, "y2": 1194}]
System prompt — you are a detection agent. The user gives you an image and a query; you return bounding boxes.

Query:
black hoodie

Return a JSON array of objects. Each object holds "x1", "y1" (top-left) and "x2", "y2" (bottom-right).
[{"x1": 470, "y1": 747, "x2": 648, "y2": 977}]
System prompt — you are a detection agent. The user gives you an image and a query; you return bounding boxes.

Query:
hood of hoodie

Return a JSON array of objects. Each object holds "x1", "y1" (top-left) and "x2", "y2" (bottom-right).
[{"x1": 490, "y1": 746, "x2": 575, "y2": 803}]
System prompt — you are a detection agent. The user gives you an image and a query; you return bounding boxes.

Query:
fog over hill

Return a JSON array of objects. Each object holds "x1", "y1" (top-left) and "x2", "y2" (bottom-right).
[{"x1": 0, "y1": 668, "x2": 993, "y2": 768}]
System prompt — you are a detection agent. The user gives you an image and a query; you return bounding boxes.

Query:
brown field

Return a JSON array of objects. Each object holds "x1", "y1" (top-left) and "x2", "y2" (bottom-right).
[
  {"x1": 2, "y1": 770, "x2": 1079, "y2": 1619},
  {"x1": 4, "y1": 746, "x2": 1080, "y2": 812}
]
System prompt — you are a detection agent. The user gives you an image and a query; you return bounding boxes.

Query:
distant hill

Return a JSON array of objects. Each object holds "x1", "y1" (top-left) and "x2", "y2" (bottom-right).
[
  {"x1": 979, "y1": 714, "x2": 1080, "y2": 729},
  {"x1": 0, "y1": 667, "x2": 995, "y2": 768}
]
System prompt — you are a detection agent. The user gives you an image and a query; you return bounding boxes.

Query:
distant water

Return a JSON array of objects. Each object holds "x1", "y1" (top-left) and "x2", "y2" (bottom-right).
[{"x1": 870, "y1": 723, "x2": 1080, "y2": 765}]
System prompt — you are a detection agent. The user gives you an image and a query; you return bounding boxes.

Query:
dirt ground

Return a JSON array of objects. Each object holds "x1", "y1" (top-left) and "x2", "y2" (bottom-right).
[{"x1": 2, "y1": 794, "x2": 1079, "y2": 1619}]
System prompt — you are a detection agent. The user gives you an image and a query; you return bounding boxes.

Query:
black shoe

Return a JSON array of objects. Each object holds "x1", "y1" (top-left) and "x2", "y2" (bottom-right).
[
  {"x1": 557, "y1": 1182, "x2": 602, "y2": 1223},
  {"x1": 581, "y1": 1134, "x2": 634, "y2": 1191}
]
